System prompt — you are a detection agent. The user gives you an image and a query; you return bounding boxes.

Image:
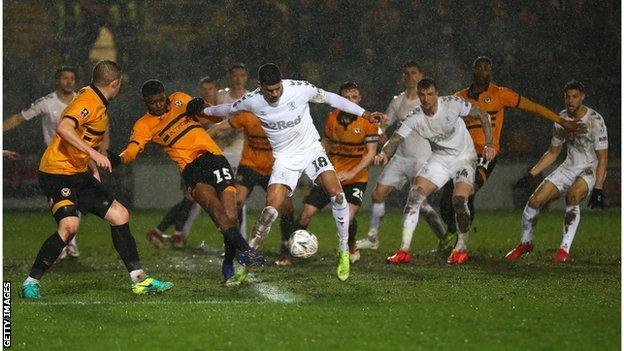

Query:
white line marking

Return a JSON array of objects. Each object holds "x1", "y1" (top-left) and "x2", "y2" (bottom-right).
[{"x1": 20, "y1": 300, "x2": 264, "y2": 306}]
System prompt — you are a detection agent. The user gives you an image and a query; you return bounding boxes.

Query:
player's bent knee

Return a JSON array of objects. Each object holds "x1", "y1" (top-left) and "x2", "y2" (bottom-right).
[
  {"x1": 106, "y1": 201, "x2": 130, "y2": 226},
  {"x1": 566, "y1": 192, "x2": 584, "y2": 206},
  {"x1": 331, "y1": 192, "x2": 345, "y2": 205},
  {"x1": 527, "y1": 194, "x2": 544, "y2": 209}
]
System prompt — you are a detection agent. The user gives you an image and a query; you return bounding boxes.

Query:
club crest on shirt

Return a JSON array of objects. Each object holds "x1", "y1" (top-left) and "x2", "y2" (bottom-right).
[
  {"x1": 288, "y1": 102, "x2": 296, "y2": 111},
  {"x1": 61, "y1": 188, "x2": 71, "y2": 197},
  {"x1": 484, "y1": 97, "x2": 492, "y2": 104},
  {"x1": 80, "y1": 108, "x2": 89, "y2": 117},
  {"x1": 353, "y1": 127, "x2": 361, "y2": 135},
  {"x1": 175, "y1": 100, "x2": 182, "y2": 107}
]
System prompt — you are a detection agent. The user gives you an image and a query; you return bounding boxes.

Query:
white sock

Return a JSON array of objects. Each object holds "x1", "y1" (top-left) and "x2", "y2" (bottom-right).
[
  {"x1": 455, "y1": 231, "x2": 469, "y2": 251},
  {"x1": 69, "y1": 236, "x2": 78, "y2": 247},
  {"x1": 521, "y1": 205, "x2": 539, "y2": 243},
  {"x1": 24, "y1": 276, "x2": 39, "y2": 284},
  {"x1": 331, "y1": 193, "x2": 350, "y2": 252},
  {"x1": 421, "y1": 203, "x2": 446, "y2": 240},
  {"x1": 401, "y1": 204, "x2": 421, "y2": 251},
  {"x1": 129, "y1": 269, "x2": 146, "y2": 283},
  {"x1": 560, "y1": 205, "x2": 580, "y2": 253},
  {"x1": 154, "y1": 228, "x2": 164, "y2": 235},
  {"x1": 368, "y1": 202, "x2": 385, "y2": 237},
  {"x1": 182, "y1": 203, "x2": 202, "y2": 234},
  {"x1": 240, "y1": 204, "x2": 247, "y2": 240},
  {"x1": 249, "y1": 206, "x2": 278, "y2": 248}
]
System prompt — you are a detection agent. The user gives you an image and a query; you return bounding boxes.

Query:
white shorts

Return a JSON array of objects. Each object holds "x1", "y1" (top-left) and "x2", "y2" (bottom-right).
[
  {"x1": 269, "y1": 146, "x2": 334, "y2": 194},
  {"x1": 416, "y1": 155, "x2": 476, "y2": 189},
  {"x1": 377, "y1": 155, "x2": 425, "y2": 189},
  {"x1": 545, "y1": 164, "x2": 596, "y2": 195}
]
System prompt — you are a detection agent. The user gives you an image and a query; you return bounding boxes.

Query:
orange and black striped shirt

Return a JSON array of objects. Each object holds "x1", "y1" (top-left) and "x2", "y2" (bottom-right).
[{"x1": 228, "y1": 112, "x2": 274, "y2": 176}]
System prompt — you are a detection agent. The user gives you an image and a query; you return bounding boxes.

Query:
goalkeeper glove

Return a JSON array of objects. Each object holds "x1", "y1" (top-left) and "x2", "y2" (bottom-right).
[{"x1": 587, "y1": 188, "x2": 604, "y2": 209}]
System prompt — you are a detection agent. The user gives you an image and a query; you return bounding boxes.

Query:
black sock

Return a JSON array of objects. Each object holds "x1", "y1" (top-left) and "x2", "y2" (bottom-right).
[
  {"x1": 173, "y1": 198, "x2": 194, "y2": 232},
  {"x1": 29, "y1": 232, "x2": 67, "y2": 280},
  {"x1": 111, "y1": 223, "x2": 141, "y2": 272},
  {"x1": 297, "y1": 222, "x2": 308, "y2": 230},
  {"x1": 348, "y1": 218, "x2": 358, "y2": 247},
  {"x1": 223, "y1": 240, "x2": 236, "y2": 265},
  {"x1": 222, "y1": 227, "x2": 250, "y2": 252},
  {"x1": 280, "y1": 212, "x2": 295, "y2": 242},
  {"x1": 440, "y1": 182, "x2": 457, "y2": 234},
  {"x1": 157, "y1": 201, "x2": 183, "y2": 232}
]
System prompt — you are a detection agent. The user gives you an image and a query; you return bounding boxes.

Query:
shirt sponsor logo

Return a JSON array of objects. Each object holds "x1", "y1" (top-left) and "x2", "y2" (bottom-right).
[{"x1": 261, "y1": 115, "x2": 302, "y2": 131}]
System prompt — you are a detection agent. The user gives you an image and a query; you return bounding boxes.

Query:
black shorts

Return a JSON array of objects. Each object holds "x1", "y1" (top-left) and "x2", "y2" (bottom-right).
[
  {"x1": 475, "y1": 155, "x2": 498, "y2": 188},
  {"x1": 38, "y1": 171, "x2": 114, "y2": 222},
  {"x1": 236, "y1": 166, "x2": 270, "y2": 194},
  {"x1": 182, "y1": 152, "x2": 235, "y2": 194},
  {"x1": 304, "y1": 183, "x2": 367, "y2": 209}
]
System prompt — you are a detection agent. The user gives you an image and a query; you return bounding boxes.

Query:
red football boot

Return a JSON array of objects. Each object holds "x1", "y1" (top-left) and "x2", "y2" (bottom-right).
[
  {"x1": 504, "y1": 241, "x2": 534, "y2": 261},
  {"x1": 386, "y1": 250, "x2": 411, "y2": 264},
  {"x1": 447, "y1": 250, "x2": 469, "y2": 265},
  {"x1": 553, "y1": 248, "x2": 571, "y2": 263},
  {"x1": 146, "y1": 229, "x2": 166, "y2": 249},
  {"x1": 171, "y1": 233, "x2": 187, "y2": 249}
]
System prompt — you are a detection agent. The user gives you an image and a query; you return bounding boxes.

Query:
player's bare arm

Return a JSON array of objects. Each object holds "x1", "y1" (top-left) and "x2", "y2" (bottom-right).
[
  {"x1": 56, "y1": 117, "x2": 112, "y2": 172},
  {"x1": 468, "y1": 104, "x2": 496, "y2": 161},
  {"x1": 339, "y1": 141, "x2": 377, "y2": 182},
  {"x1": 98, "y1": 126, "x2": 110, "y2": 155},
  {"x1": 3, "y1": 113, "x2": 25, "y2": 132},
  {"x1": 375, "y1": 133, "x2": 404, "y2": 165},
  {"x1": 207, "y1": 119, "x2": 235, "y2": 139},
  {"x1": 594, "y1": 149, "x2": 608, "y2": 190},
  {"x1": 517, "y1": 97, "x2": 584, "y2": 132},
  {"x1": 529, "y1": 144, "x2": 562, "y2": 177}
]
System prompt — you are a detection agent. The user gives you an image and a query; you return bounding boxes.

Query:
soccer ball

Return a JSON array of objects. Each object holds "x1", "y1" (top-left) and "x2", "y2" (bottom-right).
[{"x1": 289, "y1": 229, "x2": 318, "y2": 258}]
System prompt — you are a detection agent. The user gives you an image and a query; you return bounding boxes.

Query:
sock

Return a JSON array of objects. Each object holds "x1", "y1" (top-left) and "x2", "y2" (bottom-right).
[
  {"x1": 280, "y1": 212, "x2": 296, "y2": 243},
  {"x1": 521, "y1": 205, "x2": 539, "y2": 243},
  {"x1": 368, "y1": 202, "x2": 385, "y2": 238},
  {"x1": 297, "y1": 222, "x2": 308, "y2": 230},
  {"x1": 110, "y1": 223, "x2": 142, "y2": 272},
  {"x1": 348, "y1": 218, "x2": 358, "y2": 247},
  {"x1": 468, "y1": 194, "x2": 476, "y2": 223},
  {"x1": 222, "y1": 227, "x2": 250, "y2": 253},
  {"x1": 401, "y1": 187, "x2": 425, "y2": 251},
  {"x1": 561, "y1": 205, "x2": 580, "y2": 252},
  {"x1": 439, "y1": 182, "x2": 457, "y2": 234},
  {"x1": 69, "y1": 236, "x2": 78, "y2": 248},
  {"x1": 129, "y1": 269, "x2": 146, "y2": 283},
  {"x1": 331, "y1": 193, "x2": 350, "y2": 252},
  {"x1": 28, "y1": 232, "x2": 67, "y2": 280},
  {"x1": 452, "y1": 196, "x2": 471, "y2": 251},
  {"x1": 420, "y1": 203, "x2": 446, "y2": 240},
  {"x1": 24, "y1": 276, "x2": 39, "y2": 284},
  {"x1": 157, "y1": 200, "x2": 184, "y2": 232},
  {"x1": 182, "y1": 203, "x2": 202, "y2": 234},
  {"x1": 173, "y1": 198, "x2": 194, "y2": 233},
  {"x1": 249, "y1": 206, "x2": 278, "y2": 248},
  {"x1": 239, "y1": 204, "x2": 247, "y2": 239},
  {"x1": 455, "y1": 231, "x2": 469, "y2": 251}
]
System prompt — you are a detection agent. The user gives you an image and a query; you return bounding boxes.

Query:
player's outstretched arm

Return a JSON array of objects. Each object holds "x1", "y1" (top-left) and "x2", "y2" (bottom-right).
[
  {"x1": 202, "y1": 103, "x2": 234, "y2": 118},
  {"x1": 375, "y1": 132, "x2": 404, "y2": 165},
  {"x1": 517, "y1": 97, "x2": 583, "y2": 132},
  {"x1": 320, "y1": 91, "x2": 385, "y2": 124},
  {"x1": 57, "y1": 117, "x2": 112, "y2": 172},
  {"x1": 468, "y1": 105, "x2": 496, "y2": 161},
  {"x1": 3, "y1": 114, "x2": 26, "y2": 132}
]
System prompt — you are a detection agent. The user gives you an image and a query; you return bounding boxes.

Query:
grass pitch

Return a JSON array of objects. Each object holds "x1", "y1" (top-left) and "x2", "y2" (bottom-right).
[{"x1": 3, "y1": 209, "x2": 620, "y2": 350}]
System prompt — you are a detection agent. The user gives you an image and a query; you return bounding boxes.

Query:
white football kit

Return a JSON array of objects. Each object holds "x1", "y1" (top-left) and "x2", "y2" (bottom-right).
[
  {"x1": 21, "y1": 92, "x2": 75, "y2": 145},
  {"x1": 378, "y1": 92, "x2": 432, "y2": 188},
  {"x1": 546, "y1": 107, "x2": 608, "y2": 194},
  {"x1": 205, "y1": 79, "x2": 366, "y2": 193},
  {"x1": 216, "y1": 88, "x2": 248, "y2": 168},
  {"x1": 396, "y1": 96, "x2": 477, "y2": 189}
]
